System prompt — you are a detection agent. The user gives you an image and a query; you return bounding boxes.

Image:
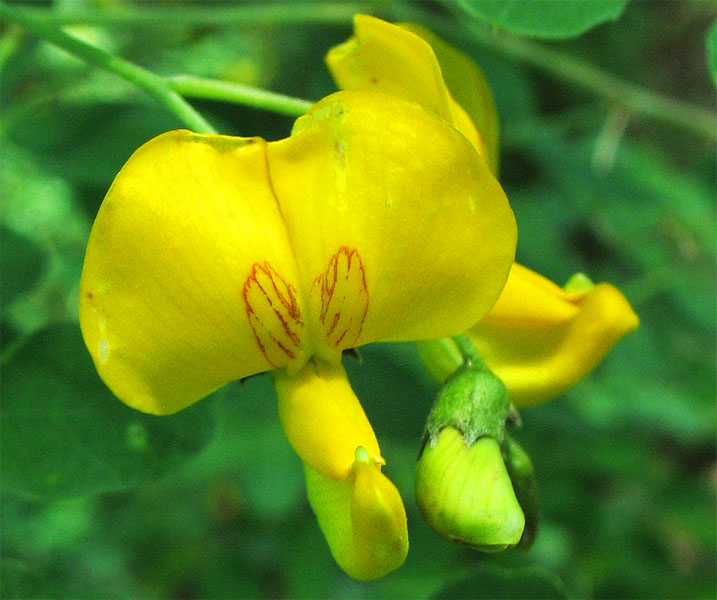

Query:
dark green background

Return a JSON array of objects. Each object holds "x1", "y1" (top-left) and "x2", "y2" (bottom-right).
[{"x1": 1, "y1": 1, "x2": 715, "y2": 598}]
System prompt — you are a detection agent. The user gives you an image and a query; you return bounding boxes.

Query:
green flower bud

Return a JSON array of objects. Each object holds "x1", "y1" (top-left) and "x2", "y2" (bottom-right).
[
  {"x1": 414, "y1": 343, "x2": 539, "y2": 551},
  {"x1": 415, "y1": 426, "x2": 525, "y2": 550}
]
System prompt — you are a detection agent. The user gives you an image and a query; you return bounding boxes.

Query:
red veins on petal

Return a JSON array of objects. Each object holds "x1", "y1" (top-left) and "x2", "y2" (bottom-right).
[
  {"x1": 242, "y1": 248, "x2": 369, "y2": 366},
  {"x1": 311, "y1": 247, "x2": 369, "y2": 349},
  {"x1": 243, "y1": 262, "x2": 304, "y2": 368}
]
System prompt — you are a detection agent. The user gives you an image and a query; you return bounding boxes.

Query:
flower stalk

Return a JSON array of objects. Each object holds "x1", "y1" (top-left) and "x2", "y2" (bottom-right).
[
  {"x1": 0, "y1": 2, "x2": 316, "y2": 130},
  {"x1": 166, "y1": 76, "x2": 312, "y2": 118},
  {"x1": 0, "y1": 2, "x2": 216, "y2": 134}
]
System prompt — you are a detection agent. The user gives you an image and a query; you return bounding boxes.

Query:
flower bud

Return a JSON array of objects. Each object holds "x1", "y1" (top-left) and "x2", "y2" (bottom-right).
[
  {"x1": 414, "y1": 352, "x2": 537, "y2": 550},
  {"x1": 415, "y1": 426, "x2": 524, "y2": 550}
]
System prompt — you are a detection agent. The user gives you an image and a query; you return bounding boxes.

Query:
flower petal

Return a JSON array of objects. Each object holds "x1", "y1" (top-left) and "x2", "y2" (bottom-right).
[
  {"x1": 469, "y1": 263, "x2": 639, "y2": 406},
  {"x1": 304, "y1": 450, "x2": 408, "y2": 580},
  {"x1": 80, "y1": 130, "x2": 305, "y2": 414},
  {"x1": 401, "y1": 22, "x2": 501, "y2": 174},
  {"x1": 268, "y1": 91, "x2": 516, "y2": 362},
  {"x1": 273, "y1": 360, "x2": 380, "y2": 480},
  {"x1": 415, "y1": 427, "x2": 524, "y2": 549},
  {"x1": 273, "y1": 360, "x2": 407, "y2": 579},
  {"x1": 326, "y1": 15, "x2": 494, "y2": 166}
]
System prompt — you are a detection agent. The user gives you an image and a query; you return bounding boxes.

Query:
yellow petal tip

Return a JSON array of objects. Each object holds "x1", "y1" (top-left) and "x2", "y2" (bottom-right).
[
  {"x1": 468, "y1": 264, "x2": 639, "y2": 406},
  {"x1": 305, "y1": 456, "x2": 408, "y2": 581}
]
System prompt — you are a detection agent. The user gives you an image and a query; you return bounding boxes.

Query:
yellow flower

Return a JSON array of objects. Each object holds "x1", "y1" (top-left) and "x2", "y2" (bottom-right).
[
  {"x1": 468, "y1": 265, "x2": 639, "y2": 406},
  {"x1": 79, "y1": 88, "x2": 516, "y2": 579},
  {"x1": 328, "y1": 15, "x2": 638, "y2": 406}
]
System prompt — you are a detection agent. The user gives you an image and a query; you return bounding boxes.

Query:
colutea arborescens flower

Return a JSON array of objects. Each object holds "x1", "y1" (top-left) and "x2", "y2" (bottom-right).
[
  {"x1": 79, "y1": 14, "x2": 637, "y2": 580},
  {"x1": 79, "y1": 64, "x2": 516, "y2": 581}
]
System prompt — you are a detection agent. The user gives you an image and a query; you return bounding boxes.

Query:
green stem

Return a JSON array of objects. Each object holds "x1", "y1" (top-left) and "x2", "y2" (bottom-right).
[
  {"x1": 14, "y1": 2, "x2": 365, "y2": 26},
  {"x1": 414, "y1": 338, "x2": 463, "y2": 384},
  {"x1": 414, "y1": 334, "x2": 491, "y2": 386},
  {"x1": 166, "y1": 76, "x2": 312, "y2": 118},
  {"x1": 452, "y1": 333, "x2": 488, "y2": 370},
  {"x1": 0, "y1": 1, "x2": 216, "y2": 134},
  {"x1": 460, "y1": 24, "x2": 716, "y2": 141}
]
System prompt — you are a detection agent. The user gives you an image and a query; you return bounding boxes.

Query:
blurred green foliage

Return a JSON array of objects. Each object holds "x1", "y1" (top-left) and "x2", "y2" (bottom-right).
[{"x1": 1, "y1": 1, "x2": 715, "y2": 598}]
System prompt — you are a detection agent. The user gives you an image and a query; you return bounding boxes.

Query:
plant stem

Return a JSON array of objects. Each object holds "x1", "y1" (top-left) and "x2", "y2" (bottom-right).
[
  {"x1": 166, "y1": 76, "x2": 312, "y2": 118},
  {"x1": 0, "y1": 1, "x2": 217, "y2": 134},
  {"x1": 414, "y1": 338, "x2": 463, "y2": 384},
  {"x1": 460, "y1": 24, "x2": 716, "y2": 141},
  {"x1": 452, "y1": 334, "x2": 489, "y2": 370},
  {"x1": 2, "y1": 3, "x2": 315, "y2": 126},
  {"x1": 414, "y1": 335, "x2": 494, "y2": 385},
  {"x1": 13, "y1": 1, "x2": 710, "y2": 139},
  {"x1": 14, "y1": 2, "x2": 365, "y2": 26}
]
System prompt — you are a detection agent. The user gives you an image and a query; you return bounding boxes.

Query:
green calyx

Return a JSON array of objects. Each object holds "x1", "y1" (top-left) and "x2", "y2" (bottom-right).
[
  {"x1": 421, "y1": 357, "x2": 510, "y2": 449},
  {"x1": 503, "y1": 435, "x2": 541, "y2": 549}
]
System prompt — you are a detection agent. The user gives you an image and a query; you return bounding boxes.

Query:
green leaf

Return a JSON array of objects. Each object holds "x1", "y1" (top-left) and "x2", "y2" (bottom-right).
[
  {"x1": 1, "y1": 324, "x2": 215, "y2": 500},
  {"x1": 431, "y1": 564, "x2": 566, "y2": 599},
  {"x1": 456, "y1": 0, "x2": 629, "y2": 39},
  {"x1": 0, "y1": 140, "x2": 88, "y2": 249},
  {"x1": 208, "y1": 376, "x2": 305, "y2": 521},
  {"x1": 0, "y1": 140, "x2": 88, "y2": 333},
  {"x1": 707, "y1": 20, "x2": 717, "y2": 86}
]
